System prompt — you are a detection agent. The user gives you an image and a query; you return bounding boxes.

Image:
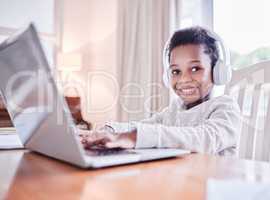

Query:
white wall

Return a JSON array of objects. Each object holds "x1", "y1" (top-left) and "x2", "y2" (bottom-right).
[{"x1": 61, "y1": 0, "x2": 118, "y2": 126}]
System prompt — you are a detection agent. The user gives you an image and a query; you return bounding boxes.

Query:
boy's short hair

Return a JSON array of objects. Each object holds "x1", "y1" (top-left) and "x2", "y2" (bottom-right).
[{"x1": 168, "y1": 26, "x2": 219, "y2": 68}]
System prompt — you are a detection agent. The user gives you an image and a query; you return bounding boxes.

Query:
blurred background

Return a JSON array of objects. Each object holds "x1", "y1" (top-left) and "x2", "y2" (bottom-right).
[{"x1": 0, "y1": 0, "x2": 269, "y2": 127}]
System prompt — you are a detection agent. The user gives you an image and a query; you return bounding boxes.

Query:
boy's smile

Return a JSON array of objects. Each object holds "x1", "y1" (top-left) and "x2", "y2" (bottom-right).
[{"x1": 169, "y1": 44, "x2": 214, "y2": 106}]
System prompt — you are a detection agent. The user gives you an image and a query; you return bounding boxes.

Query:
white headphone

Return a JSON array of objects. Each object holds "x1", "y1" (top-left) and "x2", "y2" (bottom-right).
[{"x1": 162, "y1": 27, "x2": 232, "y2": 88}]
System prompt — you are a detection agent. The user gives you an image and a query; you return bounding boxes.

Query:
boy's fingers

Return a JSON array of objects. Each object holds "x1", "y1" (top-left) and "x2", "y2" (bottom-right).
[
  {"x1": 105, "y1": 138, "x2": 128, "y2": 148},
  {"x1": 84, "y1": 137, "x2": 112, "y2": 149},
  {"x1": 105, "y1": 141, "x2": 121, "y2": 148},
  {"x1": 80, "y1": 131, "x2": 118, "y2": 149},
  {"x1": 106, "y1": 137, "x2": 136, "y2": 149}
]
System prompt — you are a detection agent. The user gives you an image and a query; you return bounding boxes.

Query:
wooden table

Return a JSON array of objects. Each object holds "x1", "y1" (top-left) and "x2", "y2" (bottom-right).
[{"x1": 1, "y1": 150, "x2": 270, "y2": 200}]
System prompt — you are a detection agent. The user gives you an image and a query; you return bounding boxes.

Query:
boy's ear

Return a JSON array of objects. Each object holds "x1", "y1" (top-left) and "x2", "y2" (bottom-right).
[{"x1": 210, "y1": 67, "x2": 215, "y2": 83}]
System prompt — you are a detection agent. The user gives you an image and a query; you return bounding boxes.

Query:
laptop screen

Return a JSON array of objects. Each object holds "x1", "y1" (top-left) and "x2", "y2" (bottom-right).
[{"x1": 0, "y1": 24, "x2": 74, "y2": 145}]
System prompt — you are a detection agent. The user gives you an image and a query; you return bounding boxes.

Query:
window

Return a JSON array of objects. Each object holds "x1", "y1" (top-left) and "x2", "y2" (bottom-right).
[
  {"x1": 0, "y1": 0, "x2": 57, "y2": 67},
  {"x1": 177, "y1": 0, "x2": 213, "y2": 29},
  {"x1": 214, "y1": 0, "x2": 270, "y2": 69}
]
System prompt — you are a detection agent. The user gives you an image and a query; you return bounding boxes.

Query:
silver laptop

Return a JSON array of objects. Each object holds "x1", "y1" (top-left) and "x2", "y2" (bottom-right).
[{"x1": 0, "y1": 24, "x2": 190, "y2": 168}]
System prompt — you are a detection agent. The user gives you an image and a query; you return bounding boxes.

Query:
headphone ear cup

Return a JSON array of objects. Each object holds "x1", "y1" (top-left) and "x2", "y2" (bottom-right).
[
  {"x1": 163, "y1": 71, "x2": 169, "y2": 88},
  {"x1": 213, "y1": 60, "x2": 232, "y2": 85},
  {"x1": 162, "y1": 39, "x2": 170, "y2": 88},
  {"x1": 213, "y1": 60, "x2": 222, "y2": 84}
]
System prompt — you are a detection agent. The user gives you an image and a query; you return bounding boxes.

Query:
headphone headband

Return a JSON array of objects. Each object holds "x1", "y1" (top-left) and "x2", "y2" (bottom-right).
[{"x1": 204, "y1": 29, "x2": 231, "y2": 66}]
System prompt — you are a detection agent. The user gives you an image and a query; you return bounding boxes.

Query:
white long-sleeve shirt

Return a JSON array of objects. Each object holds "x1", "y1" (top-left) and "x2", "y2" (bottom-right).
[{"x1": 106, "y1": 95, "x2": 241, "y2": 156}]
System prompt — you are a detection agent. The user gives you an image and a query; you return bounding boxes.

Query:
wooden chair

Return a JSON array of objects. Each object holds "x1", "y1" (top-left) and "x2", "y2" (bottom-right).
[
  {"x1": 65, "y1": 96, "x2": 92, "y2": 130},
  {"x1": 0, "y1": 94, "x2": 91, "y2": 130},
  {"x1": 225, "y1": 60, "x2": 270, "y2": 161},
  {"x1": 0, "y1": 94, "x2": 13, "y2": 127}
]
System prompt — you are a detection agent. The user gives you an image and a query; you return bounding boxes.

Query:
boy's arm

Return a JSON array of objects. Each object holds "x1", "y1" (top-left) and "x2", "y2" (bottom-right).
[
  {"x1": 134, "y1": 102, "x2": 241, "y2": 155},
  {"x1": 103, "y1": 107, "x2": 167, "y2": 133}
]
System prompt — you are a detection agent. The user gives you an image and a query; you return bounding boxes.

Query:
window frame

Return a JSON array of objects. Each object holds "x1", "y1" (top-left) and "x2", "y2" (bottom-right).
[{"x1": 0, "y1": 0, "x2": 63, "y2": 70}]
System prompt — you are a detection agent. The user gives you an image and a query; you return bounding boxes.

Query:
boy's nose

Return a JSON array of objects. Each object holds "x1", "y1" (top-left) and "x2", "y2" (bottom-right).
[{"x1": 178, "y1": 72, "x2": 192, "y2": 83}]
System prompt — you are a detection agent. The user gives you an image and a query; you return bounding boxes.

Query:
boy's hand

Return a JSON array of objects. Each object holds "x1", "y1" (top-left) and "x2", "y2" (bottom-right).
[{"x1": 79, "y1": 129, "x2": 137, "y2": 149}]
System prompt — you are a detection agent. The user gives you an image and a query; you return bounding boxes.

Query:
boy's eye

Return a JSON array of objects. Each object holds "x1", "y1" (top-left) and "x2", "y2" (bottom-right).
[
  {"x1": 191, "y1": 66, "x2": 201, "y2": 72},
  {"x1": 171, "y1": 69, "x2": 181, "y2": 76}
]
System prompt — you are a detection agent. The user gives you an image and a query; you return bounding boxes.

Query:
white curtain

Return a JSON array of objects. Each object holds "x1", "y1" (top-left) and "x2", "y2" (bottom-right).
[{"x1": 116, "y1": 0, "x2": 182, "y2": 122}]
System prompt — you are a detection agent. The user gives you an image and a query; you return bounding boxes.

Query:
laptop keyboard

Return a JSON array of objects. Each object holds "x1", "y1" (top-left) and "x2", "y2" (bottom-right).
[{"x1": 85, "y1": 148, "x2": 137, "y2": 157}]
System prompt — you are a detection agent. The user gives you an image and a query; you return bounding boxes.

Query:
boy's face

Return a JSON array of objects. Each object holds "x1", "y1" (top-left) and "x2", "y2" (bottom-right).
[{"x1": 169, "y1": 44, "x2": 214, "y2": 105}]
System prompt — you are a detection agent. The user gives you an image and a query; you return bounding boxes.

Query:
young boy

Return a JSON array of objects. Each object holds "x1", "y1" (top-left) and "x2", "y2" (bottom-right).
[{"x1": 81, "y1": 26, "x2": 241, "y2": 156}]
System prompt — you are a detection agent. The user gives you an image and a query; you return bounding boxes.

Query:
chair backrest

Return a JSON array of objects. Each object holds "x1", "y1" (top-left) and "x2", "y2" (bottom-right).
[{"x1": 225, "y1": 60, "x2": 270, "y2": 161}]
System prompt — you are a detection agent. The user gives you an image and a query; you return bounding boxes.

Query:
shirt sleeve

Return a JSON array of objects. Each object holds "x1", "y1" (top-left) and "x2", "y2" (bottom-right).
[
  {"x1": 104, "y1": 108, "x2": 167, "y2": 133},
  {"x1": 134, "y1": 98, "x2": 241, "y2": 155}
]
